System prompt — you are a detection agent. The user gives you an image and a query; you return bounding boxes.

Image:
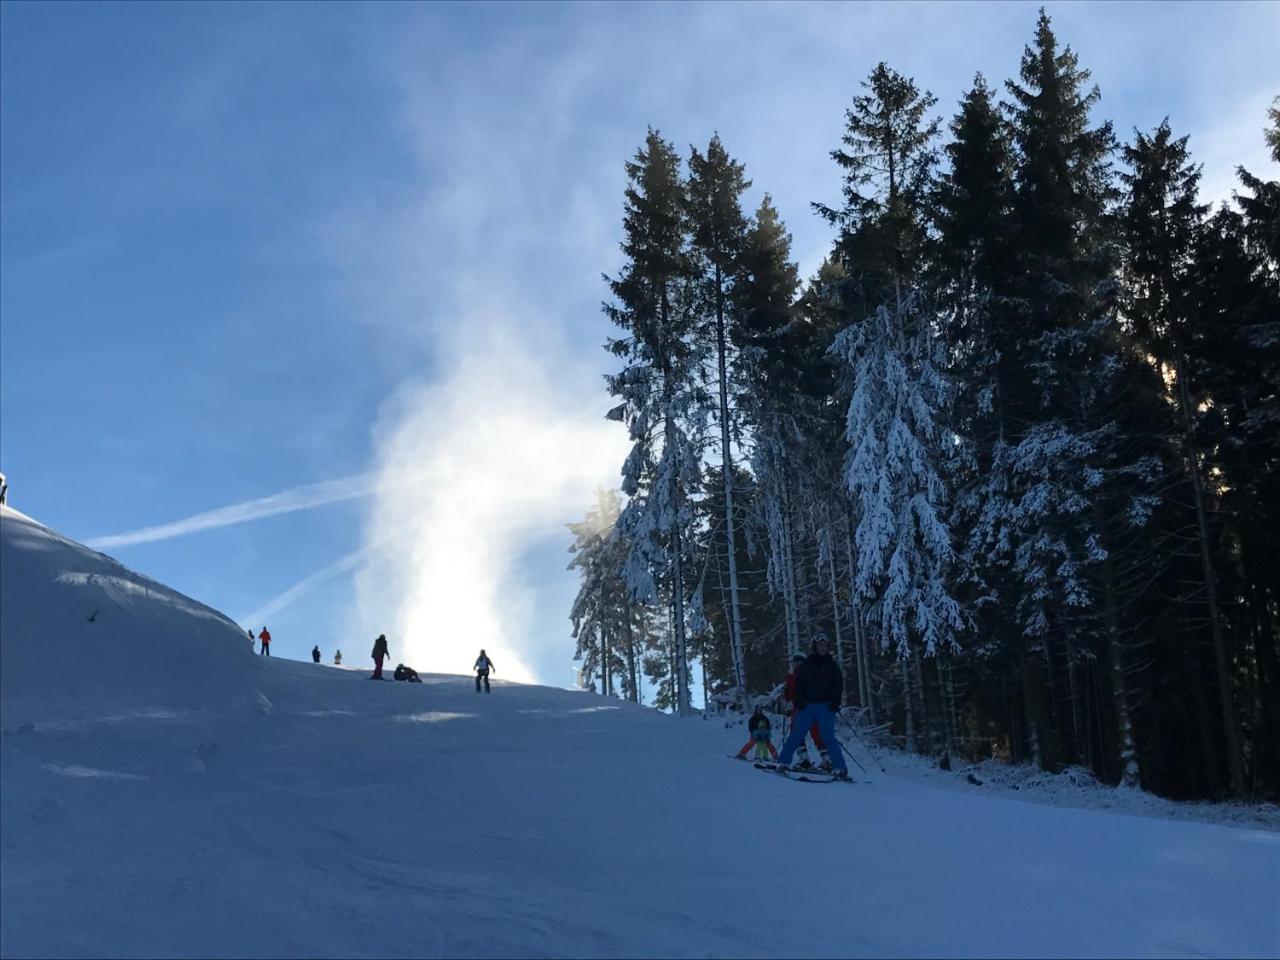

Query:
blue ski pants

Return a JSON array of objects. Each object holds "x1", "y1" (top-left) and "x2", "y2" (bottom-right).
[{"x1": 777, "y1": 703, "x2": 846, "y2": 771}]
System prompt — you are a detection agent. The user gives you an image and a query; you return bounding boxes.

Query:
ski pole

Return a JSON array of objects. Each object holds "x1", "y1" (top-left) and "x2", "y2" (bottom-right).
[
  {"x1": 834, "y1": 734, "x2": 869, "y2": 774},
  {"x1": 838, "y1": 708, "x2": 887, "y2": 774}
]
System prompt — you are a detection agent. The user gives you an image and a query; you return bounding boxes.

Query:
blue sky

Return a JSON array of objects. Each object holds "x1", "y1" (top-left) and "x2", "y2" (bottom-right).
[{"x1": 3, "y1": 1, "x2": 1277, "y2": 686}]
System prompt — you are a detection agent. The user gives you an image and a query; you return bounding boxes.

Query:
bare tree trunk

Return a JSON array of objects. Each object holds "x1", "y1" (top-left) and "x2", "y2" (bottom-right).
[
  {"x1": 714, "y1": 261, "x2": 749, "y2": 711},
  {"x1": 623, "y1": 598, "x2": 639, "y2": 704},
  {"x1": 827, "y1": 540, "x2": 846, "y2": 705},
  {"x1": 844, "y1": 523, "x2": 873, "y2": 719},
  {"x1": 912, "y1": 649, "x2": 933, "y2": 754},
  {"x1": 780, "y1": 490, "x2": 800, "y2": 656},
  {"x1": 901, "y1": 657, "x2": 916, "y2": 753},
  {"x1": 671, "y1": 523, "x2": 691, "y2": 716},
  {"x1": 1177, "y1": 360, "x2": 1244, "y2": 795}
]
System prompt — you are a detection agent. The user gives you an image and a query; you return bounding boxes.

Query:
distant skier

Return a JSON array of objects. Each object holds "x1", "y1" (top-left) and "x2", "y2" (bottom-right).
[
  {"x1": 474, "y1": 650, "x2": 495, "y2": 693},
  {"x1": 0, "y1": 471, "x2": 8, "y2": 505},
  {"x1": 394, "y1": 663, "x2": 422, "y2": 683},
  {"x1": 775, "y1": 636, "x2": 849, "y2": 780},
  {"x1": 334, "y1": 649, "x2": 343, "y2": 666},
  {"x1": 247, "y1": 628, "x2": 255, "y2": 650},
  {"x1": 736, "y1": 705, "x2": 777, "y2": 761},
  {"x1": 784, "y1": 651, "x2": 830, "y2": 770},
  {"x1": 311, "y1": 645, "x2": 321, "y2": 664},
  {"x1": 371, "y1": 634, "x2": 389, "y2": 680},
  {"x1": 259, "y1": 626, "x2": 272, "y2": 657}
]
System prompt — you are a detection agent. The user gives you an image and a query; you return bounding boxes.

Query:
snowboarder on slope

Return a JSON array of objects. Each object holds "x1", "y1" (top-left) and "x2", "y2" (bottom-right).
[
  {"x1": 394, "y1": 663, "x2": 422, "y2": 683},
  {"x1": 736, "y1": 705, "x2": 778, "y2": 761},
  {"x1": 247, "y1": 628, "x2": 255, "y2": 650},
  {"x1": 785, "y1": 651, "x2": 831, "y2": 770},
  {"x1": 259, "y1": 626, "x2": 272, "y2": 657},
  {"x1": 775, "y1": 636, "x2": 849, "y2": 780},
  {"x1": 474, "y1": 650, "x2": 495, "y2": 693},
  {"x1": 334, "y1": 650, "x2": 343, "y2": 666},
  {"x1": 371, "y1": 634, "x2": 389, "y2": 680},
  {"x1": 311, "y1": 645, "x2": 321, "y2": 664}
]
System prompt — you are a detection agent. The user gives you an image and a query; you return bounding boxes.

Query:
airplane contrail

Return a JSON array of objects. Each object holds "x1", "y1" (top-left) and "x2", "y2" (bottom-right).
[
  {"x1": 85, "y1": 473, "x2": 384, "y2": 550},
  {"x1": 238, "y1": 544, "x2": 376, "y2": 629}
]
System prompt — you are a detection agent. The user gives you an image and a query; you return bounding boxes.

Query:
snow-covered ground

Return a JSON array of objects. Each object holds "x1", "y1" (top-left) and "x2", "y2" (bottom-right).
[{"x1": 2, "y1": 504, "x2": 1278, "y2": 959}]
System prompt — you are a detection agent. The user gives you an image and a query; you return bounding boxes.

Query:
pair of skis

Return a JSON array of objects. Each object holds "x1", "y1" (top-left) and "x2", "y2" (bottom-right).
[{"x1": 734, "y1": 755, "x2": 864, "y2": 784}]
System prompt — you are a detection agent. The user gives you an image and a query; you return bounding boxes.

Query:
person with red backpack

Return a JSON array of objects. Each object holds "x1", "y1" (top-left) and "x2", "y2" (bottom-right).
[
  {"x1": 784, "y1": 648, "x2": 830, "y2": 771},
  {"x1": 259, "y1": 626, "x2": 272, "y2": 657}
]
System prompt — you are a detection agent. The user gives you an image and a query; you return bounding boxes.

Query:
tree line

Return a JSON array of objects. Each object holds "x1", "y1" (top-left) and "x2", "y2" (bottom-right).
[{"x1": 568, "y1": 10, "x2": 1279, "y2": 801}]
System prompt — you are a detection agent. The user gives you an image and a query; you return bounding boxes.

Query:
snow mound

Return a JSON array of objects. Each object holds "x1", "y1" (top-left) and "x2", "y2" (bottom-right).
[{"x1": 0, "y1": 505, "x2": 259, "y2": 728}]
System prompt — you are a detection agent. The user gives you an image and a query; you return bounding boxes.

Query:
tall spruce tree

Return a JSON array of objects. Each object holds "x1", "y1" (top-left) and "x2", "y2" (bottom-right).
[
  {"x1": 999, "y1": 9, "x2": 1121, "y2": 769},
  {"x1": 733, "y1": 196, "x2": 805, "y2": 661},
  {"x1": 686, "y1": 134, "x2": 752, "y2": 706},
  {"x1": 820, "y1": 63, "x2": 961, "y2": 751},
  {"x1": 604, "y1": 129, "x2": 704, "y2": 716}
]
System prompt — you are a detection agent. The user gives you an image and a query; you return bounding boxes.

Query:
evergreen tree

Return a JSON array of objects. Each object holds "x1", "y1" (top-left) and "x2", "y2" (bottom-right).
[
  {"x1": 999, "y1": 9, "x2": 1120, "y2": 769},
  {"x1": 604, "y1": 129, "x2": 705, "y2": 716},
  {"x1": 686, "y1": 133, "x2": 752, "y2": 705},
  {"x1": 568, "y1": 489, "x2": 640, "y2": 701},
  {"x1": 821, "y1": 63, "x2": 960, "y2": 750}
]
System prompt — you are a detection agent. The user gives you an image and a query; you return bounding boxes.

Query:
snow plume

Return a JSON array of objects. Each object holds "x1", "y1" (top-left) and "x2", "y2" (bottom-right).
[{"x1": 348, "y1": 317, "x2": 626, "y2": 684}]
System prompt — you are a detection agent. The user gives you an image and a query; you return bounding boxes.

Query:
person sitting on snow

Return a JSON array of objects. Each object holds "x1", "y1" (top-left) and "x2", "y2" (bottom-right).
[
  {"x1": 393, "y1": 663, "x2": 422, "y2": 683},
  {"x1": 736, "y1": 705, "x2": 778, "y2": 761}
]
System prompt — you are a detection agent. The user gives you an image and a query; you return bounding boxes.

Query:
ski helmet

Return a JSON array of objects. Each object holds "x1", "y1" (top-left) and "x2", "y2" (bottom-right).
[{"x1": 791, "y1": 653, "x2": 806, "y2": 665}]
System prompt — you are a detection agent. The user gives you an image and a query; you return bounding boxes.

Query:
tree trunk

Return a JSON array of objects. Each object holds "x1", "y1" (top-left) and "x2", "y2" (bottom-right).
[
  {"x1": 827, "y1": 540, "x2": 846, "y2": 705},
  {"x1": 623, "y1": 597, "x2": 639, "y2": 704},
  {"x1": 714, "y1": 261, "x2": 749, "y2": 710},
  {"x1": 900, "y1": 657, "x2": 917, "y2": 753},
  {"x1": 1176, "y1": 359, "x2": 1244, "y2": 795}
]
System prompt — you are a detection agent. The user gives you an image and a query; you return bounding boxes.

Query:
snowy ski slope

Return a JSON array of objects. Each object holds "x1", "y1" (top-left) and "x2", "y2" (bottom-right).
[{"x1": 1, "y1": 505, "x2": 1277, "y2": 958}]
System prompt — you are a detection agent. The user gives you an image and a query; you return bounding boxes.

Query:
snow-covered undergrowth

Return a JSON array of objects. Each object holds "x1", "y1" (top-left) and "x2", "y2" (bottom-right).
[
  {"x1": 864, "y1": 739, "x2": 1280, "y2": 832},
  {"x1": 2, "y1": 505, "x2": 1277, "y2": 958}
]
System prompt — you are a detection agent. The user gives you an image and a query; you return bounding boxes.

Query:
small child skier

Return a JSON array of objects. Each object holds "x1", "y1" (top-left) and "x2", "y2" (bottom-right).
[{"x1": 736, "y1": 706, "x2": 778, "y2": 761}]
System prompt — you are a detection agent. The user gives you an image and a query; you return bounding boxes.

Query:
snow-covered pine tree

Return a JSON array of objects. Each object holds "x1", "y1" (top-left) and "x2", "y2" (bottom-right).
[
  {"x1": 819, "y1": 63, "x2": 962, "y2": 750},
  {"x1": 998, "y1": 10, "x2": 1122, "y2": 770},
  {"x1": 931, "y1": 73, "x2": 1021, "y2": 762},
  {"x1": 686, "y1": 134, "x2": 752, "y2": 709},
  {"x1": 604, "y1": 129, "x2": 706, "y2": 717},
  {"x1": 731, "y1": 196, "x2": 806, "y2": 665},
  {"x1": 568, "y1": 489, "x2": 640, "y2": 701}
]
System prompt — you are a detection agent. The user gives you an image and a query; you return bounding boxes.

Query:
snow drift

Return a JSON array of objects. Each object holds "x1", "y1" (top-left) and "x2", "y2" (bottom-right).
[{"x1": 0, "y1": 505, "x2": 259, "y2": 728}]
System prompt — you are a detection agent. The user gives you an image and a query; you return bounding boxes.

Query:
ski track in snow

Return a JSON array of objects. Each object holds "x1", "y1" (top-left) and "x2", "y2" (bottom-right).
[{"x1": 2, "y1": 504, "x2": 1279, "y2": 959}]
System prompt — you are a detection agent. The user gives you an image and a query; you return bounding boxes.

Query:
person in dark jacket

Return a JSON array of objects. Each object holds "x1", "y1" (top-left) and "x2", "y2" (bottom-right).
[
  {"x1": 775, "y1": 635, "x2": 849, "y2": 779},
  {"x1": 735, "y1": 705, "x2": 778, "y2": 761},
  {"x1": 311, "y1": 645, "x2": 321, "y2": 663},
  {"x1": 784, "y1": 652, "x2": 830, "y2": 770},
  {"x1": 474, "y1": 650, "x2": 495, "y2": 693},
  {"x1": 371, "y1": 634, "x2": 389, "y2": 680},
  {"x1": 393, "y1": 663, "x2": 422, "y2": 683}
]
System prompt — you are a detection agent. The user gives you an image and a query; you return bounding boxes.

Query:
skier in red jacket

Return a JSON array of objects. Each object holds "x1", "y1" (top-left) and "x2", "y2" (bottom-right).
[{"x1": 784, "y1": 650, "x2": 830, "y2": 770}]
